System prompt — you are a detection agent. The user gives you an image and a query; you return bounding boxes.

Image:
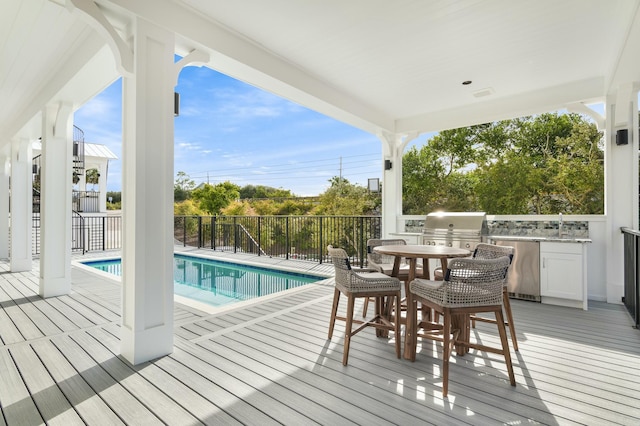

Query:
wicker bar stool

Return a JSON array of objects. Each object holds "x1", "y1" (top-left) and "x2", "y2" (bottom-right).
[
  {"x1": 406, "y1": 256, "x2": 515, "y2": 397},
  {"x1": 363, "y1": 238, "x2": 414, "y2": 317},
  {"x1": 434, "y1": 243, "x2": 518, "y2": 351},
  {"x1": 327, "y1": 245, "x2": 402, "y2": 365}
]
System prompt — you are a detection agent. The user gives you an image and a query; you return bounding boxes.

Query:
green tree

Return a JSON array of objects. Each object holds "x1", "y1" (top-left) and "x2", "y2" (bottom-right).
[
  {"x1": 402, "y1": 144, "x2": 447, "y2": 214},
  {"x1": 106, "y1": 191, "x2": 121, "y2": 210},
  {"x1": 547, "y1": 119, "x2": 604, "y2": 214},
  {"x1": 402, "y1": 112, "x2": 604, "y2": 215},
  {"x1": 174, "y1": 199, "x2": 205, "y2": 216},
  {"x1": 191, "y1": 181, "x2": 240, "y2": 214},
  {"x1": 251, "y1": 199, "x2": 279, "y2": 215},
  {"x1": 86, "y1": 168, "x2": 100, "y2": 190},
  {"x1": 106, "y1": 191, "x2": 121, "y2": 203},
  {"x1": 474, "y1": 154, "x2": 539, "y2": 214},
  {"x1": 174, "y1": 171, "x2": 196, "y2": 202},
  {"x1": 221, "y1": 200, "x2": 253, "y2": 216},
  {"x1": 239, "y1": 185, "x2": 294, "y2": 199},
  {"x1": 315, "y1": 177, "x2": 379, "y2": 215}
]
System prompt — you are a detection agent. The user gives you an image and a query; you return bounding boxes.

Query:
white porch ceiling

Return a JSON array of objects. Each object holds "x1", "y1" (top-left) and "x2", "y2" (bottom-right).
[{"x1": 2, "y1": 0, "x2": 640, "y2": 151}]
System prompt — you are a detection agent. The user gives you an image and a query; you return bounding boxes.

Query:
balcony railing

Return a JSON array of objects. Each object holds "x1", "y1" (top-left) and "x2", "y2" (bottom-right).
[
  {"x1": 32, "y1": 213, "x2": 121, "y2": 255},
  {"x1": 72, "y1": 191, "x2": 100, "y2": 212},
  {"x1": 174, "y1": 215, "x2": 382, "y2": 267},
  {"x1": 622, "y1": 227, "x2": 640, "y2": 328}
]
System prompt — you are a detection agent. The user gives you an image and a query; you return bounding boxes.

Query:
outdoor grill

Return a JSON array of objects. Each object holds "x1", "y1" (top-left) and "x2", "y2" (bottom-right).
[{"x1": 422, "y1": 211, "x2": 487, "y2": 250}]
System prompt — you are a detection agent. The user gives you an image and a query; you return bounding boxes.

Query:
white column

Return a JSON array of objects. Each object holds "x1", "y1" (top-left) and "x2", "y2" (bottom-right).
[
  {"x1": 378, "y1": 132, "x2": 416, "y2": 238},
  {"x1": 0, "y1": 153, "x2": 9, "y2": 259},
  {"x1": 9, "y1": 139, "x2": 32, "y2": 272},
  {"x1": 121, "y1": 18, "x2": 175, "y2": 365},
  {"x1": 98, "y1": 162, "x2": 107, "y2": 213},
  {"x1": 39, "y1": 103, "x2": 73, "y2": 297},
  {"x1": 605, "y1": 84, "x2": 639, "y2": 304},
  {"x1": 78, "y1": 170, "x2": 87, "y2": 192}
]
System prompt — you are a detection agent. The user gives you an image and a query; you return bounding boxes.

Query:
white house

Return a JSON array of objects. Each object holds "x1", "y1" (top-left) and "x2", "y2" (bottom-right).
[{"x1": 32, "y1": 140, "x2": 118, "y2": 213}]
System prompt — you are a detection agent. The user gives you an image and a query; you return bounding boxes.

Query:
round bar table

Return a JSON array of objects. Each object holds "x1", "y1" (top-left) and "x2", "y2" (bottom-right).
[{"x1": 373, "y1": 244, "x2": 471, "y2": 359}]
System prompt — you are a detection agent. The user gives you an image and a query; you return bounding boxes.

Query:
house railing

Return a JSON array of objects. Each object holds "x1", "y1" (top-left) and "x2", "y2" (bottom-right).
[
  {"x1": 174, "y1": 215, "x2": 382, "y2": 266},
  {"x1": 32, "y1": 214, "x2": 121, "y2": 255},
  {"x1": 72, "y1": 211, "x2": 85, "y2": 254},
  {"x1": 621, "y1": 227, "x2": 640, "y2": 328},
  {"x1": 72, "y1": 191, "x2": 100, "y2": 212}
]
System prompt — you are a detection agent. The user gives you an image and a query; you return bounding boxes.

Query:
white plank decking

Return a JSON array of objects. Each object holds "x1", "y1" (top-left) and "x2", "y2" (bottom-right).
[{"x1": 1, "y1": 251, "x2": 640, "y2": 425}]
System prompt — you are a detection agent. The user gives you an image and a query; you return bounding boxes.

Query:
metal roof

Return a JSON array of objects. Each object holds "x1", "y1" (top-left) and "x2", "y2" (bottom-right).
[{"x1": 84, "y1": 143, "x2": 118, "y2": 160}]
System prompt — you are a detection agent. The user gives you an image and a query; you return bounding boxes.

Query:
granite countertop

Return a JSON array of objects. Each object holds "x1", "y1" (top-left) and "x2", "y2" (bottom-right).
[
  {"x1": 485, "y1": 235, "x2": 592, "y2": 243},
  {"x1": 391, "y1": 232, "x2": 592, "y2": 243}
]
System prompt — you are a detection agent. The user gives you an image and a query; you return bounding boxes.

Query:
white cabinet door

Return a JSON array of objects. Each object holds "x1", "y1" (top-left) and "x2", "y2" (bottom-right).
[{"x1": 540, "y1": 246, "x2": 583, "y2": 301}]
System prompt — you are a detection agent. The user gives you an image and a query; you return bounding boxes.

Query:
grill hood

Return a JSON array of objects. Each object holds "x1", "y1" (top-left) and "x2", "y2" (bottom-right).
[{"x1": 423, "y1": 212, "x2": 486, "y2": 234}]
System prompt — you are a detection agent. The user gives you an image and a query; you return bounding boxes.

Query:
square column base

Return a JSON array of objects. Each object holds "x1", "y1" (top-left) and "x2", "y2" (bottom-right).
[{"x1": 120, "y1": 323, "x2": 173, "y2": 365}]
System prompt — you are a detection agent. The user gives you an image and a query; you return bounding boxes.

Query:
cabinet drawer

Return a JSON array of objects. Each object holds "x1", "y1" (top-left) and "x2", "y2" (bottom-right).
[{"x1": 540, "y1": 241, "x2": 583, "y2": 255}]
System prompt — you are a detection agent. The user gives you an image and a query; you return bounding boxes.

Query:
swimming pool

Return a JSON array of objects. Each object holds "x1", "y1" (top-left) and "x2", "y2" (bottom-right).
[{"x1": 83, "y1": 254, "x2": 323, "y2": 308}]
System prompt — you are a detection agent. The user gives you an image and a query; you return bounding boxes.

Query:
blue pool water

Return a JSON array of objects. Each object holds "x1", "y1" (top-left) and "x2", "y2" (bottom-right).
[{"x1": 83, "y1": 254, "x2": 322, "y2": 307}]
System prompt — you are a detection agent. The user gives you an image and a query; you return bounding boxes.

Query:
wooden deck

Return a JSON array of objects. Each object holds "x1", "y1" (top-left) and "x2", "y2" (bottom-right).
[{"x1": 1, "y1": 251, "x2": 640, "y2": 425}]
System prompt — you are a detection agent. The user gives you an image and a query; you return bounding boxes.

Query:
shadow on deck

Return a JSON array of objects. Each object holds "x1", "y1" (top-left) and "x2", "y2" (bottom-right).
[{"x1": 1, "y1": 252, "x2": 639, "y2": 425}]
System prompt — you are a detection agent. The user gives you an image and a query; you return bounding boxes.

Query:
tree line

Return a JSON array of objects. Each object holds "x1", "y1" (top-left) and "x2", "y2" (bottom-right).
[
  {"x1": 173, "y1": 173, "x2": 381, "y2": 216},
  {"x1": 403, "y1": 112, "x2": 603, "y2": 214},
  {"x1": 158, "y1": 112, "x2": 605, "y2": 216}
]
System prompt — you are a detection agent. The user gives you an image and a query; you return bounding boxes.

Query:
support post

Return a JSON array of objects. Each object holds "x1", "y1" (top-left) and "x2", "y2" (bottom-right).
[
  {"x1": 378, "y1": 131, "x2": 417, "y2": 238},
  {"x1": 605, "y1": 83, "x2": 640, "y2": 304},
  {"x1": 9, "y1": 139, "x2": 33, "y2": 272},
  {"x1": 39, "y1": 102, "x2": 73, "y2": 297},
  {"x1": 0, "y1": 154, "x2": 10, "y2": 259},
  {"x1": 120, "y1": 18, "x2": 175, "y2": 365},
  {"x1": 98, "y1": 162, "x2": 108, "y2": 212}
]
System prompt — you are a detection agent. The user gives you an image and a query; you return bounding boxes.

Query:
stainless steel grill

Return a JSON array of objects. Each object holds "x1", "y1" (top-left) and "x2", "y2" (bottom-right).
[{"x1": 422, "y1": 211, "x2": 486, "y2": 250}]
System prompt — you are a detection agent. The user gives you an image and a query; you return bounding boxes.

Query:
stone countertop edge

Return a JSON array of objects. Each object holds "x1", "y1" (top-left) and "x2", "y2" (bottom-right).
[
  {"x1": 485, "y1": 235, "x2": 592, "y2": 243},
  {"x1": 391, "y1": 232, "x2": 592, "y2": 243}
]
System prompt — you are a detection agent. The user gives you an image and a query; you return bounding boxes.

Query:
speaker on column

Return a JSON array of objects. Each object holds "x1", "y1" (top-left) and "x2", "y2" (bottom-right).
[{"x1": 616, "y1": 128, "x2": 628, "y2": 145}]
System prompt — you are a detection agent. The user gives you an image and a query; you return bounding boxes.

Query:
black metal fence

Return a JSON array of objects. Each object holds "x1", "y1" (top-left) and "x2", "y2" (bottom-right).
[
  {"x1": 32, "y1": 213, "x2": 122, "y2": 255},
  {"x1": 31, "y1": 213, "x2": 381, "y2": 266},
  {"x1": 622, "y1": 227, "x2": 640, "y2": 327},
  {"x1": 174, "y1": 215, "x2": 382, "y2": 267},
  {"x1": 82, "y1": 215, "x2": 122, "y2": 252}
]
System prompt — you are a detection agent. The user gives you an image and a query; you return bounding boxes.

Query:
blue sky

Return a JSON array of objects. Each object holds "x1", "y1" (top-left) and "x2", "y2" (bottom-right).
[{"x1": 74, "y1": 65, "x2": 428, "y2": 196}]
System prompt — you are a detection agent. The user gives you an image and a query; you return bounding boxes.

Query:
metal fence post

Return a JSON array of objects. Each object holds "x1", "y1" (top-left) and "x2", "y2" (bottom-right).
[
  {"x1": 286, "y1": 216, "x2": 290, "y2": 260},
  {"x1": 233, "y1": 216, "x2": 237, "y2": 253},
  {"x1": 211, "y1": 216, "x2": 215, "y2": 249},
  {"x1": 258, "y1": 216, "x2": 262, "y2": 257},
  {"x1": 359, "y1": 216, "x2": 365, "y2": 267},
  {"x1": 319, "y1": 216, "x2": 323, "y2": 264},
  {"x1": 102, "y1": 216, "x2": 106, "y2": 251},
  {"x1": 198, "y1": 216, "x2": 202, "y2": 248}
]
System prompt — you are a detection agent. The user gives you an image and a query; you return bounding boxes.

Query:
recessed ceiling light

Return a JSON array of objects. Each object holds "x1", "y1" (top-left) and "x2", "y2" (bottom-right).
[{"x1": 462, "y1": 80, "x2": 472, "y2": 85}]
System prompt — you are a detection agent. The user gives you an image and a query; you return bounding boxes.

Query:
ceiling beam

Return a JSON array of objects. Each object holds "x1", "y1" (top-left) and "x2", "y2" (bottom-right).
[
  {"x1": 396, "y1": 77, "x2": 605, "y2": 134},
  {"x1": 103, "y1": 0, "x2": 395, "y2": 134}
]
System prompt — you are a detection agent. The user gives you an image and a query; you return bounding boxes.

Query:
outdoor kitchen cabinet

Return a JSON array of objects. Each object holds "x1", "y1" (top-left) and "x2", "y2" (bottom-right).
[{"x1": 540, "y1": 242, "x2": 588, "y2": 310}]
